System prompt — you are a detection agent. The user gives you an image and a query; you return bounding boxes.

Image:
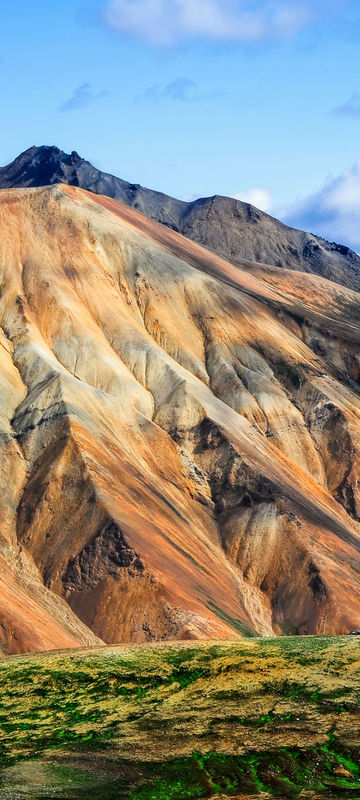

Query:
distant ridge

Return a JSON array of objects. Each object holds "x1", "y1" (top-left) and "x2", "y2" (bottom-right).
[{"x1": 1, "y1": 144, "x2": 360, "y2": 290}]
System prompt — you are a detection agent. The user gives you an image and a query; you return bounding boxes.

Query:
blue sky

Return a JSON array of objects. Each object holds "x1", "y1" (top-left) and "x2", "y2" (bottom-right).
[{"x1": 1, "y1": 0, "x2": 360, "y2": 249}]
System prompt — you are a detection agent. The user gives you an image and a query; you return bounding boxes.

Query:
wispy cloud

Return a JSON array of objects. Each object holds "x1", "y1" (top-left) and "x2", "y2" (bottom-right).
[
  {"x1": 333, "y1": 93, "x2": 360, "y2": 118},
  {"x1": 103, "y1": 0, "x2": 311, "y2": 47},
  {"x1": 137, "y1": 77, "x2": 224, "y2": 103},
  {"x1": 281, "y1": 158, "x2": 360, "y2": 252},
  {"x1": 233, "y1": 187, "x2": 273, "y2": 212},
  {"x1": 59, "y1": 84, "x2": 108, "y2": 112}
]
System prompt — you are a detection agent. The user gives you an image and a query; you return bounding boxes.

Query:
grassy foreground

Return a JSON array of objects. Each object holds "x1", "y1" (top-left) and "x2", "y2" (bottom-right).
[{"x1": 0, "y1": 636, "x2": 360, "y2": 798}]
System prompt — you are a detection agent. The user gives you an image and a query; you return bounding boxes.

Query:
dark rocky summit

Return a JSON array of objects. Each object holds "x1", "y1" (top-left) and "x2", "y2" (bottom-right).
[{"x1": 1, "y1": 145, "x2": 360, "y2": 290}]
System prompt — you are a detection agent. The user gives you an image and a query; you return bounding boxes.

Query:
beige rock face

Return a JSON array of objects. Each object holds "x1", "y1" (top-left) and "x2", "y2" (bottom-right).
[{"x1": 1, "y1": 184, "x2": 360, "y2": 653}]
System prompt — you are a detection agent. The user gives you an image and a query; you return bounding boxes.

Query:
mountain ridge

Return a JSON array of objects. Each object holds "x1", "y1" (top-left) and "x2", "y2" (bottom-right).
[{"x1": 1, "y1": 145, "x2": 360, "y2": 291}]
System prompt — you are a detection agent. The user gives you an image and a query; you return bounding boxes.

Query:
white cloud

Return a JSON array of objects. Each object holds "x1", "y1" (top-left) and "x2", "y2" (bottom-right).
[
  {"x1": 333, "y1": 93, "x2": 360, "y2": 118},
  {"x1": 233, "y1": 187, "x2": 273, "y2": 212},
  {"x1": 180, "y1": 192, "x2": 201, "y2": 202},
  {"x1": 179, "y1": 188, "x2": 273, "y2": 210},
  {"x1": 59, "y1": 84, "x2": 108, "y2": 112},
  {"x1": 281, "y1": 158, "x2": 360, "y2": 251},
  {"x1": 103, "y1": 0, "x2": 311, "y2": 46},
  {"x1": 137, "y1": 77, "x2": 224, "y2": 103}
]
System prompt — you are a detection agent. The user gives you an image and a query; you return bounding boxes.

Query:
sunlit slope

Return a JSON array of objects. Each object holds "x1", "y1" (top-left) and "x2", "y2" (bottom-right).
[
  {"x1": 1, "y1": 184, "x2": 360, "y2": 651},
  {"x1": 1, "y1": 637, "x2": 360, "y2": 798}
]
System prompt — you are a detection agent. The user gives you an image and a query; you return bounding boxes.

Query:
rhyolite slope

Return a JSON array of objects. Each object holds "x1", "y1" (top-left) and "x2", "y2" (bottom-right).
[
  {"x1": 1, "y1": 145, "x2": 360, "y2": 290},
  {"x1": 1, "y1": 184, "x2": 360, "y2": 651}
]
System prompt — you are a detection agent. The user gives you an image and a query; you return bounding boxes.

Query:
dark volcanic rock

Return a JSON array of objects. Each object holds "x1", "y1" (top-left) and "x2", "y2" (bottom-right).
[{"x1": 1, "y1": 145, "x2": 360, "y2": 290}]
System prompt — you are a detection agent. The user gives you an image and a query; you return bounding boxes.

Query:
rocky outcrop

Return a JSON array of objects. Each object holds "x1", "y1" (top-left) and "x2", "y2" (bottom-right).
[{"x1": 1, "y1": 183, "x2": 360, "y2": 653}]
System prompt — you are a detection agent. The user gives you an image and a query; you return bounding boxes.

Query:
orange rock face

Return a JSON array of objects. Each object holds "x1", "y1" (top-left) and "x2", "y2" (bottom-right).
[{"x1": 1, "y1": 184, "x2": 360, "y2": 653}]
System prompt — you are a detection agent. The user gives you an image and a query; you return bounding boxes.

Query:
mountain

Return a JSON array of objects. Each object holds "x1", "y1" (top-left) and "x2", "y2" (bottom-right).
[
  {"x1": 1, "y1": 145, "x2": 360, "y2": 291},
  {"x1": 1, "y1": 182, "x2": 360, "y2": 654}
]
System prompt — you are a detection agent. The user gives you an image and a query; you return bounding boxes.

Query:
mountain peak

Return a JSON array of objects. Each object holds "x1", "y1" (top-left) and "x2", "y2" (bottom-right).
[{"x1": 0, "y1": 145, "x2": 85, "y2": 190}]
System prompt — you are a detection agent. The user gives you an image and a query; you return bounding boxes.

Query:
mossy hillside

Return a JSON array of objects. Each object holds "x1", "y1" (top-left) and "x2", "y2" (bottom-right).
[{"x1": 1, "y1": 636, "x2": 360, "y2": 798}]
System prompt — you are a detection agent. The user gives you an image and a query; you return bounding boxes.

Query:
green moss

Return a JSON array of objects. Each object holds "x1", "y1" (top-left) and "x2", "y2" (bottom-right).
[
  {"x1": 280, "y1": 621, "x2": 300, "y2": 636},
  {"x1": 124, "y1": 741, "x2": 360, "y2": 799},
  {"x1": 206, "y1": 601, "x2": 257, "y2": 637},
  {"x1": 274, "y1": 358, "x2": 309, "y2": 390},
  {"x1": 1, "y1": 636, "x2": 360, "y2": 797}
]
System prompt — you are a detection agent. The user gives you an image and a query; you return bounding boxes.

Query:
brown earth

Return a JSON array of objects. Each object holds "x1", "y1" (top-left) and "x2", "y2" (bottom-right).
[{"x1": 1, "y1": 183, "x2": 360, "y2": 654}]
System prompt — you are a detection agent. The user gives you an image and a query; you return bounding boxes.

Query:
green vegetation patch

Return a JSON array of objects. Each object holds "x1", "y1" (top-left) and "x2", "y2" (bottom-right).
[
  {"x1": 126, "y1": 739, "x2": 360, "y2": 800},
  {"x1": 206, "y1": 601, "x2": 258, "y2": 638},
  {"x1": 0, "y1": 636, "x2": 360, "y2": 797},
  {"x1": 2, "y1": 739, "x2": 360, "y2": 799},
  {"x1": 274, "y1": 358, "x2": 309, "y2": 390}
]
